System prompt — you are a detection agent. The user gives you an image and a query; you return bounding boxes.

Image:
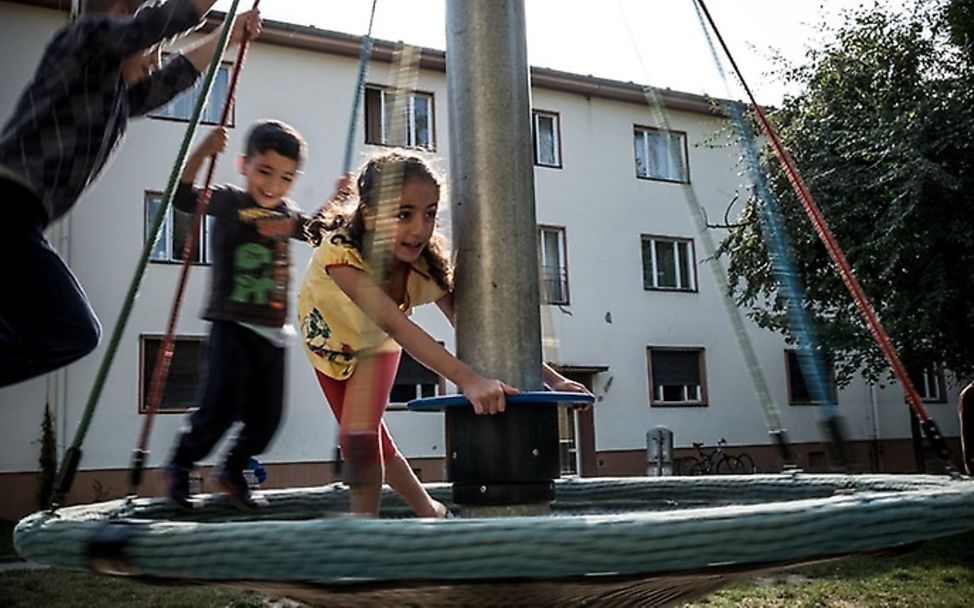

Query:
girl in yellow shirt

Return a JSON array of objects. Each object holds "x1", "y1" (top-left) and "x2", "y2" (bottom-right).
[{"x1": 298, "y1": 150, "x2": 585, "y2": 517}]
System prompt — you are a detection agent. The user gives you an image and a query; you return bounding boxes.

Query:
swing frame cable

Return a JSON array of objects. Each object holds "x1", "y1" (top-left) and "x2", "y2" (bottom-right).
[
  {"x1": 692, "y1": 0, "x2": 952, "y2": 466},
  {"x1": 688, "y1": 1, "x2": 849, "y2": 466},
  {"x1": 341, "y1": 0, "x2": 379, "y2": 176},
  {"x1": 49, "y1": 0, "x2": 248, "y2": 509},
  {"x1": 614, "y1": 1, "x2": 794, "y2": 466}
]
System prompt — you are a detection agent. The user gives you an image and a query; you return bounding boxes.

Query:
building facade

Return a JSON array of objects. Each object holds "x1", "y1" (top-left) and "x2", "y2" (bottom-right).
[{"x1": 0, "y1": 0, "x2": 963, "y2": 520}]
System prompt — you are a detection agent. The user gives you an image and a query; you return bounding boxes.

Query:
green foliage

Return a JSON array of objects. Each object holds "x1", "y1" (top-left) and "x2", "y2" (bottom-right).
[
  {"x1": 946, "y1": 0, "x2": 974, "y2": 59},
  {"x1": 719, "y1": 0, "x2": 974, "y2": 386}
]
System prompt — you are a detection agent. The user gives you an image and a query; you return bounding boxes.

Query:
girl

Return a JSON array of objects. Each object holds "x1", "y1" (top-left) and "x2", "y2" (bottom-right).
[{"x1": 298, "y1": 150, "x2": 587, "y2": 517}]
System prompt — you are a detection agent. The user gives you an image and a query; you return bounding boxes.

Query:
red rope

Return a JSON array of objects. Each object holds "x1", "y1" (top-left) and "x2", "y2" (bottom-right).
[
  {"x1": 131, "y1": 1, "x2": 261, "y2": 492},
  {"x1": 692, "y1": 0, "x2": 933, "y2": 425}
]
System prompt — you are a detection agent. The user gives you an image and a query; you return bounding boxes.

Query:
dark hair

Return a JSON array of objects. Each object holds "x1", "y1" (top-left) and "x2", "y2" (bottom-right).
[
  {"x1": 244, "y1": 120, "x2": 307, "y2": 167},
  {"x1": 320, "y1": 151, "x2": 452, "y2": 292},
  {"x1": 83, "y1": 0, "x2": 144, "y2": 14}
]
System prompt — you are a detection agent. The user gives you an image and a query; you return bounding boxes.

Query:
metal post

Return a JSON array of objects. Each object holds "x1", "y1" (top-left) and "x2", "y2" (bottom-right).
[
  {"x1": 646, "y1": 426, "x2": 674, "y2": 476},
  {"x1": 445, "y1": 0, "x2": 557, "y2": 510}
]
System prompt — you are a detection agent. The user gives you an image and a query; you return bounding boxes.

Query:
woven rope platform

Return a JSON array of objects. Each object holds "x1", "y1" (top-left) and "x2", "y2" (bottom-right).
[{"x1": 15, "y1": 473, "x2": 974, "y2": 607}]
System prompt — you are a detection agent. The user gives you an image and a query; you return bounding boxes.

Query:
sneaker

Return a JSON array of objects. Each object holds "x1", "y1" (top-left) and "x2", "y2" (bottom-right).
[
  {"x1": 218, "y1": 468, "x2": 268, "y2": 510},
  {"x1": 164, "y1": 463, "x2": 197, "y2": 510}
]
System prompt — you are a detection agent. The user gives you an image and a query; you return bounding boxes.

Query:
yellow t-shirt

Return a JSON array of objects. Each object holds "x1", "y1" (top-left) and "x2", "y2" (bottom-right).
[{"x1": 297, "y1": 230, "x2": 448, "y2": 380}]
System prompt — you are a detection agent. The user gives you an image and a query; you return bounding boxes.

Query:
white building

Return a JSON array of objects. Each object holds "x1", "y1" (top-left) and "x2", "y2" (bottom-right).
[{"x1": 0, "y1": 0, "x2": 963, "y2": 520}]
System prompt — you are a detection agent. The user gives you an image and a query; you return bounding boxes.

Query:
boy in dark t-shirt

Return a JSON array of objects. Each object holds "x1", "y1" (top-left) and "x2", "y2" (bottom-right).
[{"x1": 165, "y1": 120, "x2": 317, "y2": 509}]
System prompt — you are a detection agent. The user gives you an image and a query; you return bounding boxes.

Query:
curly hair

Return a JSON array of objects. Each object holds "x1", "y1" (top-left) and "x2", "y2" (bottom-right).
[{"x1": 318, "y1": 151, "x2": 453, "y2": 292}]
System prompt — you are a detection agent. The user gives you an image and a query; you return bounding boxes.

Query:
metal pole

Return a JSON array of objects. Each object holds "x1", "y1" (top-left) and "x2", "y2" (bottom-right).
[
  {"x1": 446, "y1": 0, "x2": 556, "y2": 510},
  {"x1": 447, "y1": 0, "x2": 541, "y2": 388}
]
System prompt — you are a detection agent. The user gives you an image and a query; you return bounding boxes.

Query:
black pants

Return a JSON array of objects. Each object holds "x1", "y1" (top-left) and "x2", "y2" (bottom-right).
[
  {"x1": 169, "y1": 321, "x2": 285, "y2": 473},
  {"x1": 0, "y1": 178, "x2": 101, "y2": 388}
]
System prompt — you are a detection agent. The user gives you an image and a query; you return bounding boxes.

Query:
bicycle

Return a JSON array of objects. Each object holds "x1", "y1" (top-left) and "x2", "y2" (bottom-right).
[{"x1": 683, "y1": 438, "x2": 757, "y2": 475}]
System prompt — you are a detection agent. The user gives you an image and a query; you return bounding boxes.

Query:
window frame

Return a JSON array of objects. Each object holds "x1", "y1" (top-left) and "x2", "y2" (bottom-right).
[
  {"x1": 647, "y1": 347, "x2": 708, "y2": 407},
  {"x1": 633, "y1": 125, "x2": 690, "y2": 183},
  {"x1": 144, "y1": 190, "x2": 212, "y2": 265},
  {"x1": 557, "y1": 405, "x2": 578, "y2": 475},
  {"x1": 148, "y1": 59, "x2": 234, "y2": 126},
  {"x1": 640, "y1": 234, "x2": 697, "y2": 292},
  {"x1": 138, "y1": 334, "x2": 205, "y2": 414},
  {"x1": 784, "y1": 349, "x2": 839, "y2": 406},
  {"x1": 532, "y1": 109, "x2": 563, "y2": 168},
  {"x1": 909, "y1": 365, "x2": 947, "y2": 403},
  {"x1": 538, "y1": 225, "x2": 570, "y2": 306},
  {"x1": 364, "y1": 84, "x2": 436, "y2": 151}
]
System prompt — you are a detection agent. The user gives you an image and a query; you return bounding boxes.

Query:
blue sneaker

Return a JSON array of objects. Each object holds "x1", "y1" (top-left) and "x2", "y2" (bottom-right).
[
  {"x1": 164, "y1": 463, "x2": 196, "y2": 510},
  {"x1": 218, "y1": 468, "x2": 267, "y2": 510}
]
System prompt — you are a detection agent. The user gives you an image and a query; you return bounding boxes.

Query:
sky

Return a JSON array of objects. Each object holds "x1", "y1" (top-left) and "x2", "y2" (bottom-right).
[{"x1": 212, "y1": 0, "x2": 907, "y2": 105}]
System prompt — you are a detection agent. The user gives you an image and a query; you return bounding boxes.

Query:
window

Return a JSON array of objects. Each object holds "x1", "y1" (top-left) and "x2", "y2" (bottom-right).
[
  {"x1": 145, "y1": 191, "x2": 212, "y2": 264},
  {"x1": 558, "y1": 406, "x2": 577, "y2": 475},
  {"x1": 785, "y1": 349, "x2": 838, "y2": 405},
  {"x1": 648, "y1": 347, "x2": 706, "y2": 406},
  {"x1": 538, "y1": 226, "x2": 569, "y2": 305},
  {"x1": 641, "y1": 235, "x2": 696, "y2": 291},
  {"x1": 149, "y1": 62, "x2": 231, "y2": 125},
  {"x1": 532, "y1": 110, "x2": 561, "y2": 167},
  {"x1": 364, "y1": 85, "x2": 434, "y2": 149},
  {"x1": 634, "y1": 126, "x2": 688, "y2": 182},
  {"x1": 139, "y1": 336, "x2": 204, "y2": 413},
  {"x1": 389, "y1": 350, "x2": 443, "y2": 407},
  {"x1": 908, "y1": 366, "x2": 945, "y2": 403}
]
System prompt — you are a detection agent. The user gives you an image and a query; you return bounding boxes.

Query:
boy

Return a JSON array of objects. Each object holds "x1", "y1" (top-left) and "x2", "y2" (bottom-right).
[
  {"x1": 165, "y1": 120, "x2": 317, "y2": 510},
  {"x1": 0, "y1": 0, "x2": 260, "y2": 388}
]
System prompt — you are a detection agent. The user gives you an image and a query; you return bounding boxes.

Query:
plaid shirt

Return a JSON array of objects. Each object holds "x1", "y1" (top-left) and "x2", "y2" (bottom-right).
[{"x1": 0, "y1": 1, "x2": 205, "y2": 225}]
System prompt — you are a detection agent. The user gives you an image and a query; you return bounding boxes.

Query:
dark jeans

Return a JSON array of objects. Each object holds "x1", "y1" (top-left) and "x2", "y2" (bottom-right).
[
  {"x1": 169, "y1": 321, "x2": 285, "y2": 473},
  {"x1": 0, "y1": 179, "x2": 101, "y2": 388}
]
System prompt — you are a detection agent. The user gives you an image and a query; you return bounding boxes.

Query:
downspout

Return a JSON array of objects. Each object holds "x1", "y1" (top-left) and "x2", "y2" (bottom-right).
[
  {"x1": 869, "y1": 383, "x2": 882, "y2": 471},
  {"x1": 57, "y1": 0, "x2": 79, "y2": 465}
]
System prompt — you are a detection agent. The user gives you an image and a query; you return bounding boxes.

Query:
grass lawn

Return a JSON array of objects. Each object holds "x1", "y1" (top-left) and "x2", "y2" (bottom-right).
[
  {"x1": 2, "y1": 519, "x2": 972, "y2": 607},
  {"x1": 684, "y1": 530, "x2": 974, "y2": 607}
]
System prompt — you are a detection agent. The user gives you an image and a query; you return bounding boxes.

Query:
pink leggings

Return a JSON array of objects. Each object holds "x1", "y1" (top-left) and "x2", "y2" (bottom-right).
[{"x1": 315, "y1": 351, "x2": 401, "y2": 467}]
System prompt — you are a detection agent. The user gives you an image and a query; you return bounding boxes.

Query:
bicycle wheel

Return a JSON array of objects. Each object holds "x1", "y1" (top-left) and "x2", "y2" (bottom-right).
[
  {"x1": 716, "y1": 455, "x2": 745, "y2": 474},
  {"x1": 736, "y1": 453, "x2": 757, "y2": 474},
  {"x1": 686, "y1": 459, "x2": 707, "y2": 476}
]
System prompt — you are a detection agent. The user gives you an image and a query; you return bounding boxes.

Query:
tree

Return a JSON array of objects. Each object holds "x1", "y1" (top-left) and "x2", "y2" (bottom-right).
[
  {"x1": 37, "y1": 403, "x2": 57, "y2": 509},
  {"x1": 718, "y1": 0, "x2": 974, "y2": 387}
]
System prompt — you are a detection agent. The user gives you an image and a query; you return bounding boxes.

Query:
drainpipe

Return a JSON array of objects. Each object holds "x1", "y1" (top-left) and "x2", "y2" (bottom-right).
[{"x1": 869, "y1": 383, "x2": 882, "y2": 471}]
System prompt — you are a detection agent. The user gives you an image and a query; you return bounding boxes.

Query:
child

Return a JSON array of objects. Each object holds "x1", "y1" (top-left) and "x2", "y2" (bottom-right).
[
  {"x1": 0, "y1": 0, "x2": 260, "y2": 388},
  {"x1": 298, "y1": 150, "x2": 590, "y2": 517},
  {"x1": 164, "y1": 120, "x2": 316, "y2": 510}
]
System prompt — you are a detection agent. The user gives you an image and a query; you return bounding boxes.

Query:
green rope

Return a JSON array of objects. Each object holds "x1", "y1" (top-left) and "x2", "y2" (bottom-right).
[
  {"x1": 341, "y1": 0, "x2": 378, "y2": 175},
  {"x1": 51, "y1": 2, "x2": 242, "y2": 506},
  {"x1": 615, "y1": 1, "x2": 787, "y2": 446}
]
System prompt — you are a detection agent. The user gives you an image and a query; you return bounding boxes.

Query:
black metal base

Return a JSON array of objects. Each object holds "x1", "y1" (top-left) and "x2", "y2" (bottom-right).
[{"x1": 446, "y1": 401, "x2": 559, "y2": 507}]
